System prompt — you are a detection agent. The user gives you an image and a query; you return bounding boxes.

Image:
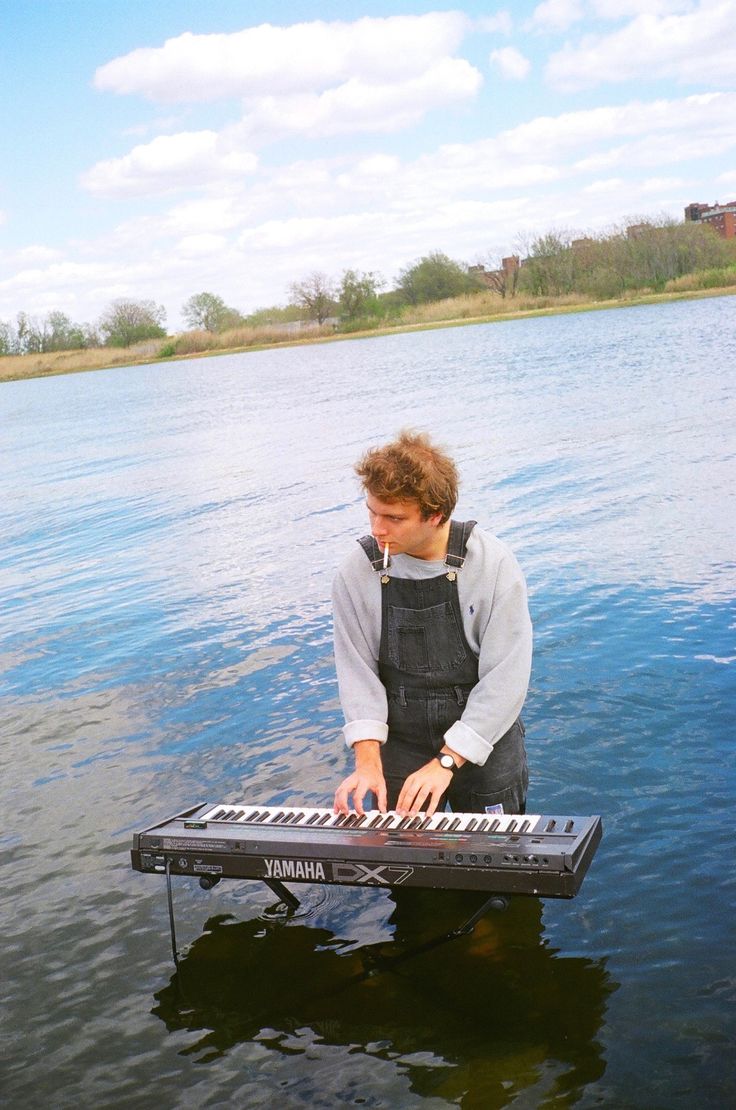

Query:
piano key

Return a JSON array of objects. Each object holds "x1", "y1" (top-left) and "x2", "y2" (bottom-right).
[{"x1": 197, "y1": 804, "x2": 544, "y2": 836}]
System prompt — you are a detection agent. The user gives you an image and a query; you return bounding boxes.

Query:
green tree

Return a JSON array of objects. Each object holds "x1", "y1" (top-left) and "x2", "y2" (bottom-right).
[
  {"x1": 516, "y1": 232, "x2": 576, "y2": 297},
  {"x1": 396, "y1": 251, "x2": 478, "y2": 305},
  {"x1": 41, "y1": 310, "x2": 88, "y2": 351},
  {"x1": 98, "y1": 299, "x2": 167, "y2": 347},
  {"x1": 289, "y1": 272, "x2": 337, "y2": 324},
  {"x1": 182, "y1": 291, "x2": 244, "y2": 332},
  {"x1": 337, "y1": 269, "x2": 384, "y2": 323}
]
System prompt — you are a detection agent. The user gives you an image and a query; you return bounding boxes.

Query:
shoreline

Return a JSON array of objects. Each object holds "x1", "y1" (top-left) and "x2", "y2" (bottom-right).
[{"x1": 2, "y1": 284, "x2": 734, "y2": 385}]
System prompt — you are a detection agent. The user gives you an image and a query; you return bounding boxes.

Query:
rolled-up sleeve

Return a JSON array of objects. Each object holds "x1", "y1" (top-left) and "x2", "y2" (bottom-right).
[{"x1": 444, "y1": 544, "x2": 532, "y2": 765}]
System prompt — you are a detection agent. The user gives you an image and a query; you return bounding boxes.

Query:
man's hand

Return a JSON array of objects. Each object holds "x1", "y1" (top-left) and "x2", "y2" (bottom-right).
[
  {"x1": 334, "y1": 739, "x2": 387, "y2": 816},
  {"x1": 396, "y1": 758, "x2": 453, "y2": 816}
]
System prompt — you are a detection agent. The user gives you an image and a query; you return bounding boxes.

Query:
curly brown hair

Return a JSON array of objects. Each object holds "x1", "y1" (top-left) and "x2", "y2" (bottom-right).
[{"x1": 355, "y1": 430, "x2": 459, "y2": 522}]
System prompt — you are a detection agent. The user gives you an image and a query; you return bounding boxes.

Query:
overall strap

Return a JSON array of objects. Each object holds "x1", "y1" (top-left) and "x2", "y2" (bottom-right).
[
  {"x1": 445, "y1": 520, "x2": 477, "y2": 568},
  {"x1": 358, "y1": 534, "x2": 386, "y2": 571}
]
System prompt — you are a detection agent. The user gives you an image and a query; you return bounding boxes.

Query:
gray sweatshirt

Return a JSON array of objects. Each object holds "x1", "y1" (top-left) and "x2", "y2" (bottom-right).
[{"x1": 332, "y1": 525, "x2": 532, "y2": 766}]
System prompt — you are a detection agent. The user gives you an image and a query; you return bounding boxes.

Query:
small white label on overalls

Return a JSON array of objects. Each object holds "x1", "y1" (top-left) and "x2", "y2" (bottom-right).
[{"x1": 485, "y1": 803, "x2": 504, "y2": 815}]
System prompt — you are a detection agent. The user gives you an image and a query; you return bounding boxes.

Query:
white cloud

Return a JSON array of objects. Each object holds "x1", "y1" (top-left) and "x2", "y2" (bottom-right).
[
  {"x1": 122, "y1": 114, "x2": 186, "y2": 138},
  {"x1": 528, "y1": 0, "x2": 585, "y2": 31},
  {"x1": 476, "y1": 11, "x2": 514, "y2": 35},
  {"x1": 592, "y1": 2, "x2": 696, "y2": 18},
  {"x1": 490, "y1": 47, "x2": 531, "y2": 80},
  {"x1": 231, "y1": 58, "x2": 482, "y2": 144},
  {"x1": 497, "y1": 92, "x2": 734, "y2": 160},
  {"x1": 715, "y1": 169, "x2": 736, "y2": 187},
  {"x1": 86, "y1": 13, "x2": 482, "y2": 200},
  {"x1": 640, "y1": 175, "x2": 686, "y2": 192},
  {"x1": 163, "y1": 197, "x2": 244, "y2": 236},
  {"x1": 583, "y1": 177, "x2": 626, "y2": 193},
  {"x1": 547, "y1": 1, "x2": 736, "y2": 89},
  {"x1": 175, "y1": 233, "x2": 230, "y2": 257},
  {"x1": 80, "y1": 130, "x2": 258, "y2": 197},
  {"x1": 13, "y1": 244, "x2": 63, "y2": 264},
  {"x1": 94, "y1": 13, "x2": 471, "y2": 102}
]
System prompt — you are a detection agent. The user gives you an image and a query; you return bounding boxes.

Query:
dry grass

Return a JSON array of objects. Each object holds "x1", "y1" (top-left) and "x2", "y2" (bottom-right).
[
  {"x1": 0, "y1": 339, "x2": 165, "y2": 383},
  {"x1": 170, "y1": 320, "x2": 334, "y2": 355},
  {"x1": 664, "y1": 266, "x2": 736, "y2": 293},
  {"x1": 395, "y1": 290, "x2": 597, "y2": 326}
]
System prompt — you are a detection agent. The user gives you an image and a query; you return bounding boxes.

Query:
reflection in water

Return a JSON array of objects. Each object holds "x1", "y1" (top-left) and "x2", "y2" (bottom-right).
[{"x1": 154, "y1": 892, "x2": 616, "y2": 1106}]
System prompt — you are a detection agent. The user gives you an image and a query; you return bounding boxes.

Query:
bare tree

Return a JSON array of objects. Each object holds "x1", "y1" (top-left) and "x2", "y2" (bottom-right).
[{"x1": 289, "y1": 272, "x2": 337, "y2": 324}]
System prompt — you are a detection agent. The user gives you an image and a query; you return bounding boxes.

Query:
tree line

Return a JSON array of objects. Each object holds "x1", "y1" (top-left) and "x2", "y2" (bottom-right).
[{"x1": 2, "y1": 216, "x2": 734, "y2": 356}]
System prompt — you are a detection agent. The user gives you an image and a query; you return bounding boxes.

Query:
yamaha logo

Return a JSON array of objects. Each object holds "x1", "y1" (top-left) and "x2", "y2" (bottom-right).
[
  {"x1": 263, "y1": 857, "x2": 414, "y2": 886},
  {"x1": 264, "y1": 858, "x2": 326, "y2": 881}
]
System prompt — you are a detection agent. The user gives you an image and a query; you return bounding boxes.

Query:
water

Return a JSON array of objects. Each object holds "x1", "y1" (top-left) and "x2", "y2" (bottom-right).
[{"x1": 1, "y1": 296, "x2": 734, "y2": 1108}]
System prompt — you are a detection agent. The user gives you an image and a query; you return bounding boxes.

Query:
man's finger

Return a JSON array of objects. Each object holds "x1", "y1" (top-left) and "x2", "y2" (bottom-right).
[
  {"x1": 334, "y1": 775, "x2": 355, "y2": 814},
  {"x1": 353, "y1": 786, "x2": 367, "y2": 817}
]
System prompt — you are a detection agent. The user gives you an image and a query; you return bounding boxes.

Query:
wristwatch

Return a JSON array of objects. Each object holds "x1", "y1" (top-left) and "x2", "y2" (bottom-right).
[{"x1": 437, "y1": 752, "x2": 459, "y2": 772}]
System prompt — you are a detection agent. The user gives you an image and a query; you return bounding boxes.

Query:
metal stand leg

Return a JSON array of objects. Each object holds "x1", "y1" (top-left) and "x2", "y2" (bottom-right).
[
  {"x1": 263, "y1": 878, "x2": 301, "y2": 911},
  {"x1": 449, "y1": 893, "x2": 510, "y2": 938},
  {"x1": 165, "y1": 860, "x2": 180, "y2": 968}
]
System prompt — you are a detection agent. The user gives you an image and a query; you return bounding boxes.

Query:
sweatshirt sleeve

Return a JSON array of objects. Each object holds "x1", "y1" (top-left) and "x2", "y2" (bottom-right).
[
  {"x1": 332, "y1": 550, "x2": 389, "y2": 747},
  {"x1": 444, "y1": 538, "x2": 532, "y2": 766}
]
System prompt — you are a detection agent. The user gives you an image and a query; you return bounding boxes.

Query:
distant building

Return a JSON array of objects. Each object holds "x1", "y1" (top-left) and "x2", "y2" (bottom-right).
[
  {"x1": 469, "y1": 256, "x2": 521, "y2": 295},
  {"x1": 684, "y1": 201, "x2": 736, "y2": 239}
]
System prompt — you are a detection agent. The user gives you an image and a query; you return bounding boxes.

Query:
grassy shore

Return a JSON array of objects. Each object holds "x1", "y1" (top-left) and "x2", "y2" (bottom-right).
[{"x1": 2, "y1": 282, "x2": 735, "y2": 385}]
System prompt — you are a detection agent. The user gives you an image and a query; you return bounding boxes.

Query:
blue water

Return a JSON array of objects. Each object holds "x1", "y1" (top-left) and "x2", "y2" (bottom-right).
[{"x1": 1, "y1": 296, "x2": 734, "y2": 1108}]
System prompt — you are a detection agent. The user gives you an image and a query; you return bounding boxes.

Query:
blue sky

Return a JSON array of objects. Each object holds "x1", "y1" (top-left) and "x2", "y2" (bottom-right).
[{"x1": 1, "y1": 0, "x2": 734, "y2": 331}]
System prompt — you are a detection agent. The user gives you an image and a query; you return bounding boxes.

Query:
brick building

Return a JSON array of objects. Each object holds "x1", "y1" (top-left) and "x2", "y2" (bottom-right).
[{"x1": 684, "y1": 201, "x2": 736, "y2": 239}]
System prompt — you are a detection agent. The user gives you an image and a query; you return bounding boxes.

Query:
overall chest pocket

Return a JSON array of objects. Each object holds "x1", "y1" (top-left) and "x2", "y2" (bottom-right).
[{"x1": 387, "y1": 601, "x2": 467, "y2": 673}]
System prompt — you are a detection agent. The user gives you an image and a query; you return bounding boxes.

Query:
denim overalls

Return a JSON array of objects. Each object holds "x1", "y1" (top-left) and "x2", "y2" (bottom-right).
[{"x1": 359, "y1": 520, "x2": 528, "y2": 814}]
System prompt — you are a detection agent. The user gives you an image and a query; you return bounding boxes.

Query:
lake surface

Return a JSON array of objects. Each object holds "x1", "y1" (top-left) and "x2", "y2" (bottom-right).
[{"x1": 1, "y1": 296, "x2": 734, "y2": 1109}]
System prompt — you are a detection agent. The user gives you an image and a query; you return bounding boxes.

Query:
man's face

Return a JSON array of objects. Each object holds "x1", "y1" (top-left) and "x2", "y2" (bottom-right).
[{"x1": 366, "y1": 494, "x2": 443, "y2": 560}]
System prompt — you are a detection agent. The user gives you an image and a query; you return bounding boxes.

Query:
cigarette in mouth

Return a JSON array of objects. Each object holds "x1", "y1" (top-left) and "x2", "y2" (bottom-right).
[{"x1": 383, "y1": 542, "x2": 390, "y2": 570}]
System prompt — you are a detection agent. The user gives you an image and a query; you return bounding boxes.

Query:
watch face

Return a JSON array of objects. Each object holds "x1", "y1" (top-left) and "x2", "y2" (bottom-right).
[{"x1": 439, "y1": 754, "x2": 455, "y2": 770}]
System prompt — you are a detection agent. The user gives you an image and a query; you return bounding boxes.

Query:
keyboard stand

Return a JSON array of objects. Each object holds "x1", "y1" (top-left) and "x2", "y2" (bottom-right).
[{"x1": 164, "y1": 861, "x2": 510, "y2": 969}]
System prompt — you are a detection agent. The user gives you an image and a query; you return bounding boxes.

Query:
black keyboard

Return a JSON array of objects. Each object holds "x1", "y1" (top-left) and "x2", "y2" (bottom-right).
[{"x1": 131, "y1": 802, "x2": 602, "y2": 898}]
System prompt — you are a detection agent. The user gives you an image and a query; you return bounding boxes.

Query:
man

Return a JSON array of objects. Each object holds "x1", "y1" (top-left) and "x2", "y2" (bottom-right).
[{"x1": 333, "y1": 430, "x2": 532, "y2": 818}]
